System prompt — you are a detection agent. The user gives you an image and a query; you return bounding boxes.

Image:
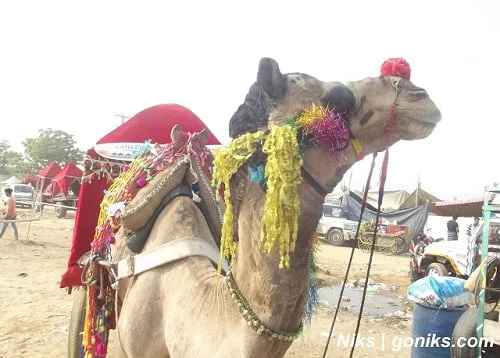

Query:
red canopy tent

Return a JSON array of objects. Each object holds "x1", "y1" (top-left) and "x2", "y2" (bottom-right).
[
  {"x1": 60, "y1": 104, "x2": 221, "y2": 289},
  {"x1": 430, "y1": 194, "x2": 496, "y2": 217},
  {"x1": 37, "y1": 162, "x2": 61, "y2": 190},
  {"x1": 22, "y1": 173, "x2": 39, "y2": 187},
  {"x1": 50, "y1": 163, "x2": 83, "y2": 198}
]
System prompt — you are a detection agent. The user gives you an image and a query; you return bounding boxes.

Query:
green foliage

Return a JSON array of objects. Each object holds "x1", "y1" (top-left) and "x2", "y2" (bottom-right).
[
  {"x1": 0, "y1": 140, "x2": 30, "y2": 175},
  {"x1": 23, "y1": 129, "x2": 84, "y2": 171}
]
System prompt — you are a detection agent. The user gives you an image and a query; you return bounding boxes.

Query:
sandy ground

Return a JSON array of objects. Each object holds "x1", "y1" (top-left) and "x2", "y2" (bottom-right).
[{"x1": 0, "y1": 207, "x2": 415, "y2": 357}]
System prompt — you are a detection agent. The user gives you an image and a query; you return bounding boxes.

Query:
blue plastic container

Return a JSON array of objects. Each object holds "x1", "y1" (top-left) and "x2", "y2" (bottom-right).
[{"x1": 411, "y1": 302, "x2": 468, "y2": 358}]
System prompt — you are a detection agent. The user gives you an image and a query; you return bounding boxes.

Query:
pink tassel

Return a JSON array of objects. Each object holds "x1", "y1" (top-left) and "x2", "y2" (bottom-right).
[
  {"x1": 136, "y1": 177, "x2": 147, "y2": 187},
  {"x1": 96, "y1": 341, "x2": 106, "y2": 356},
  {"x1": 308, "y1": 110, "x2": 350, "y2": 155}
]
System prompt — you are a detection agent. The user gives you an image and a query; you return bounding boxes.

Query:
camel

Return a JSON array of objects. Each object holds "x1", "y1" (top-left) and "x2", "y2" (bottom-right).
[{"x1": 82, "y1": 57, "x2": 440, "y2": 358}]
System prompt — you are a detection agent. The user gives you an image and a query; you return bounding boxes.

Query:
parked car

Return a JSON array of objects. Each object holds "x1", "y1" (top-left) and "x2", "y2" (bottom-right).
[
  {"x1": 317, "y1": 204, "x2": 358, "y2": 246},
  {"x1": 1, "y1": 183, "x2": 35, "y2": 207}
]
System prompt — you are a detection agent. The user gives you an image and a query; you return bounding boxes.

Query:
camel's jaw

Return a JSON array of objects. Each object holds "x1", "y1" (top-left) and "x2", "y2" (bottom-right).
[
  {"x1": 399, "y1": 87, "x2": 442, "y2": 125},
  {"x1": 400, "y1": 120, "x2": 437, "y2": 140},
  {"x1": 396, "y1": 105, "x2": 441, "y2": 140}
]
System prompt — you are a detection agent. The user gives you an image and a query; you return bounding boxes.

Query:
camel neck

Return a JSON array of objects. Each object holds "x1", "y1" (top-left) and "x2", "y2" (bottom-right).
[{"x1": 230, "y1": 177, "x2": 328, "y2": 332}]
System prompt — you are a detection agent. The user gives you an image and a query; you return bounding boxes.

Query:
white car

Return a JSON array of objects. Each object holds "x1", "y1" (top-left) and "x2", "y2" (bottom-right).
[{"x1": 317, "y1": 204, "x2": 358, "y2": 246}]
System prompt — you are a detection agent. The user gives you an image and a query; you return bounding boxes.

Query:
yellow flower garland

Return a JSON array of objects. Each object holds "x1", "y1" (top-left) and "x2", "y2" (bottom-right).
[
  {"x1": 260, "y1": 126, "x2": 303, "y2": 268},
  {"x1": 212, "y1": 131, "x2": 267, "y2": 269},
  {"x1": 212, "y1": 126, "x2": 303, "y2": 270}
]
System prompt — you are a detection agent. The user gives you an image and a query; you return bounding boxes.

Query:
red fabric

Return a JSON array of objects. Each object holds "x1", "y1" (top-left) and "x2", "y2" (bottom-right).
[
  {"x1": 22, "y1": 173, "x2": 39, "y2": 186},
  {"x1": 38, "y1": 161, "x2": 61, "y2": 177},
  {"x1": 37, "y1": 162, "x2": 62, "y2": 190},
  {"x1": 60, "y1": 175, "x2": 110, "y2": 288},
  {"x1": 60, "y1": 103, "x2": 221, "y2": 289},
  {"x1": 50, "y1": 163, "x2": 83, "y2": 197},
  {"x1": 96, "y1": 104, "x2": 221, "y2": 145},
  {"x1": 430, "y1": 194, "x2": 495, "y2": 217},
  {"x1": 380, "y1": 58, "x2": 411, "y2": 80}
]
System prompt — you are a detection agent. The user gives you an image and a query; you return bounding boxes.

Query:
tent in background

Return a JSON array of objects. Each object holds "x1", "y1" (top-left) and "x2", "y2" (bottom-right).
[
  {"x1": 430, "y1": 196, "x2": 489, "y2": 218},
  {"x1": 50, "y1": 163, "x2": 83, "y2": 198},
  {"x1": 0, "y1": 175, "x2": 21, "y2": 185},
  {"x1": 399, "y1": 188, "x2": 441, "y2": 210},
  {"x1": 37, "y1": 162, "x2": 61, "y2": 190},
  {"x1": 22, "y1": 173, "x2": 39, "y2": 187},
  {"x1": 353, "y1": 189, "x2": 410, "y2": 212},
  {"x1": 325, "y1": 183, "x2": 349, "y2": 204},
  {"x1": 341, "y1": 190, "x2": 429, "y2": 244}
]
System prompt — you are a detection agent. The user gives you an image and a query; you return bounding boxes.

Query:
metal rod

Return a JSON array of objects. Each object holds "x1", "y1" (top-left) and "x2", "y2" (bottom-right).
[
  {"x1": 0, "y1": 213, "x2": 43, "y2": 224},
  {"x1": 26, "y1": 220, "x2": 32, "y2": 239}
]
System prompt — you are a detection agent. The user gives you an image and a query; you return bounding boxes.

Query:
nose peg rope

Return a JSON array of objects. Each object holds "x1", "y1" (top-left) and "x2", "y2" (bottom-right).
[
  {"x1": 348, "y1": 148, "x2": 389, "y2": 358},
  {"x1": 323, "y1": 80, "x2": 396, "y2": 356},
  {"x1": 321, "y1": 152, "x2": 378, "y2": 358}
]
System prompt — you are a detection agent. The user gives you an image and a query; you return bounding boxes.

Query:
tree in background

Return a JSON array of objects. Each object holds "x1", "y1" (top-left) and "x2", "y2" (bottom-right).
[
  {"x1": 0, "y1": 140, "x2": 30, "y2": 176},
  {"x1": 23, "y1": 129, "x2": 83, "y2": 171}
]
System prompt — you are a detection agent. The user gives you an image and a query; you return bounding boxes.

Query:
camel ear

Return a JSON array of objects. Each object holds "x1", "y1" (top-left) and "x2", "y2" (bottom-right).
[
  {"x1": 198, "y1": 128, "x2": 210, "y2": 144},
  {"x1": 321, "y1": 86, "x2": 356, "y2": 114},
  {"x1": 257, "y1": 58, "x2": 287, "y2": 99},
  {"x1": 171, "y1": 124, "x2": 184, "y2": 141}
]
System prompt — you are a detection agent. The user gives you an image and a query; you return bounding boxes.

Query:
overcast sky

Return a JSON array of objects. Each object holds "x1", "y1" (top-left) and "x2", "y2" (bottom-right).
[{"x1": 1, "y1": 0, "x2": 498, "y2": 200}]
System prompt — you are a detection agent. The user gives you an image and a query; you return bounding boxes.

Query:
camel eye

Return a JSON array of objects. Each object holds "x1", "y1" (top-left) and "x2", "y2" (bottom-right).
[{"x1": 289, "y1": 76, "x2": 302, "y2": 85}]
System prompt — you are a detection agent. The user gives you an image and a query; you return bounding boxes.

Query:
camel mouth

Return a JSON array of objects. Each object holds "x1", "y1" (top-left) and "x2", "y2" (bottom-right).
[
  {"x1": 400, "y1": 116, "x2": 439, "y2": 140},
  {"x1": 400, "y1": 109, "x2": 442, "y2": 126}
]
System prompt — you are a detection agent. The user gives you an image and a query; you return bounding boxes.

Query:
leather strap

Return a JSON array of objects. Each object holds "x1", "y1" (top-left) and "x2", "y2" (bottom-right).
[
  {"x1": 116, "y1": 237, "x2": 229, "y2": 280},
  {"x1": 126, "y1": 184, "x2": 193, "y2": 252},
  {"x1": 350, "y1": 138, "x2": 365, "y2": 160},
  {"x1": 300, "y1": 167, "x2": 329, "y2": 197}
]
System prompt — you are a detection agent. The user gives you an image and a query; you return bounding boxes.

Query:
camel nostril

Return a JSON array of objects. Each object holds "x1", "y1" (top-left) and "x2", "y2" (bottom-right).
[{"x1": 409, "y1": 87, "x2": 428, "y2": 99}]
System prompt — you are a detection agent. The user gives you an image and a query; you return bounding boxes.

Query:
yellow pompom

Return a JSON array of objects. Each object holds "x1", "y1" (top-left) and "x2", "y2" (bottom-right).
[{"x1": 295, "y1": 104, "x2": 328, "y2": 135}]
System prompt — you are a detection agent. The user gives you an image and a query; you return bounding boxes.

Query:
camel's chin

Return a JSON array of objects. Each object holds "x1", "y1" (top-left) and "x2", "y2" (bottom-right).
[
  {"x1": 401, "y1": 122, "x2": 437, "y2": 141},
  {"x1": 398, "y1": 107, "x2": 441, "y2": 124}
]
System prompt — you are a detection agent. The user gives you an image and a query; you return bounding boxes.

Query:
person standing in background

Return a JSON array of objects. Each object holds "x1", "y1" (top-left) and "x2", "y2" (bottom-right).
[
  {"x1": 466, "y1": 217, "x2": 480, "y2": 237},
  {"x1": 447, "y1": 215, "x2": 459, "y2": 241},
  {"x1": 0, "y1": 188, "x2": 19, "y2": 239}
]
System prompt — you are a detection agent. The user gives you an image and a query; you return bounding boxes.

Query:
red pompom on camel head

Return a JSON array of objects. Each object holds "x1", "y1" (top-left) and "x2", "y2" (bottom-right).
[{"x1": 380, "y1": 58, "x2": 411, "y2": 80}]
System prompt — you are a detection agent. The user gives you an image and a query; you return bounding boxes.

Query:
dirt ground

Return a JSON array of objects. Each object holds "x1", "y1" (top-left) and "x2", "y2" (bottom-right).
[{"x1": 0, "y1": 207, "x2": 415, "y2": 357}]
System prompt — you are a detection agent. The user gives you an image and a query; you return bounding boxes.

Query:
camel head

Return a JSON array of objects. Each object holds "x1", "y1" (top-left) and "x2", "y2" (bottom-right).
[
  {"x1": 217, "y1": 57, "x2": 441, "y2": 271},
  {"x1": 230, "y1": 57, "x2": 440, "y2": 160}
]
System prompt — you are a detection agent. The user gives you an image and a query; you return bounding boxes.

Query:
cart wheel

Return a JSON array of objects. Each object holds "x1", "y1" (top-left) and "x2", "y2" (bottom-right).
[
  {"x1": 68, "y1": 288, "x2": 87, "y2": 358},
  {"x1": 393, "y1": 237, "x2": 407, "y2": 255},
  {"x1": 55, "y1": 202, "x2": 67, "y2": 218}
]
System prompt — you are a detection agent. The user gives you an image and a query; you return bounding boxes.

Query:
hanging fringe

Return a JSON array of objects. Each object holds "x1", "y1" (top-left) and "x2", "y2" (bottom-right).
[{"x1": 303, "y1": 233, "x2": 320, "y2": 324}]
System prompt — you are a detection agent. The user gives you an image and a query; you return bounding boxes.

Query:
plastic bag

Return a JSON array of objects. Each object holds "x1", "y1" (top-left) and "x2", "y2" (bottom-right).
[{"x1": 407, "y1": 275, "x2": 474, "y2": 308}]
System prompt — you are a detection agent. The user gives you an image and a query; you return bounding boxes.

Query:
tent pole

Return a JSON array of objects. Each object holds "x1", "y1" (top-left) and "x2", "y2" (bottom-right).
[{"x1": 415, "y1": 174, "x2": 420, "y2": 207}]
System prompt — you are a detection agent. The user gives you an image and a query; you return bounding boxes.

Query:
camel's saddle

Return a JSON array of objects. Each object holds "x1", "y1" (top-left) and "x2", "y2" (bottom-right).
[{"x1": 82, "y1": 126, "x2": 228, "y2": 288}]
